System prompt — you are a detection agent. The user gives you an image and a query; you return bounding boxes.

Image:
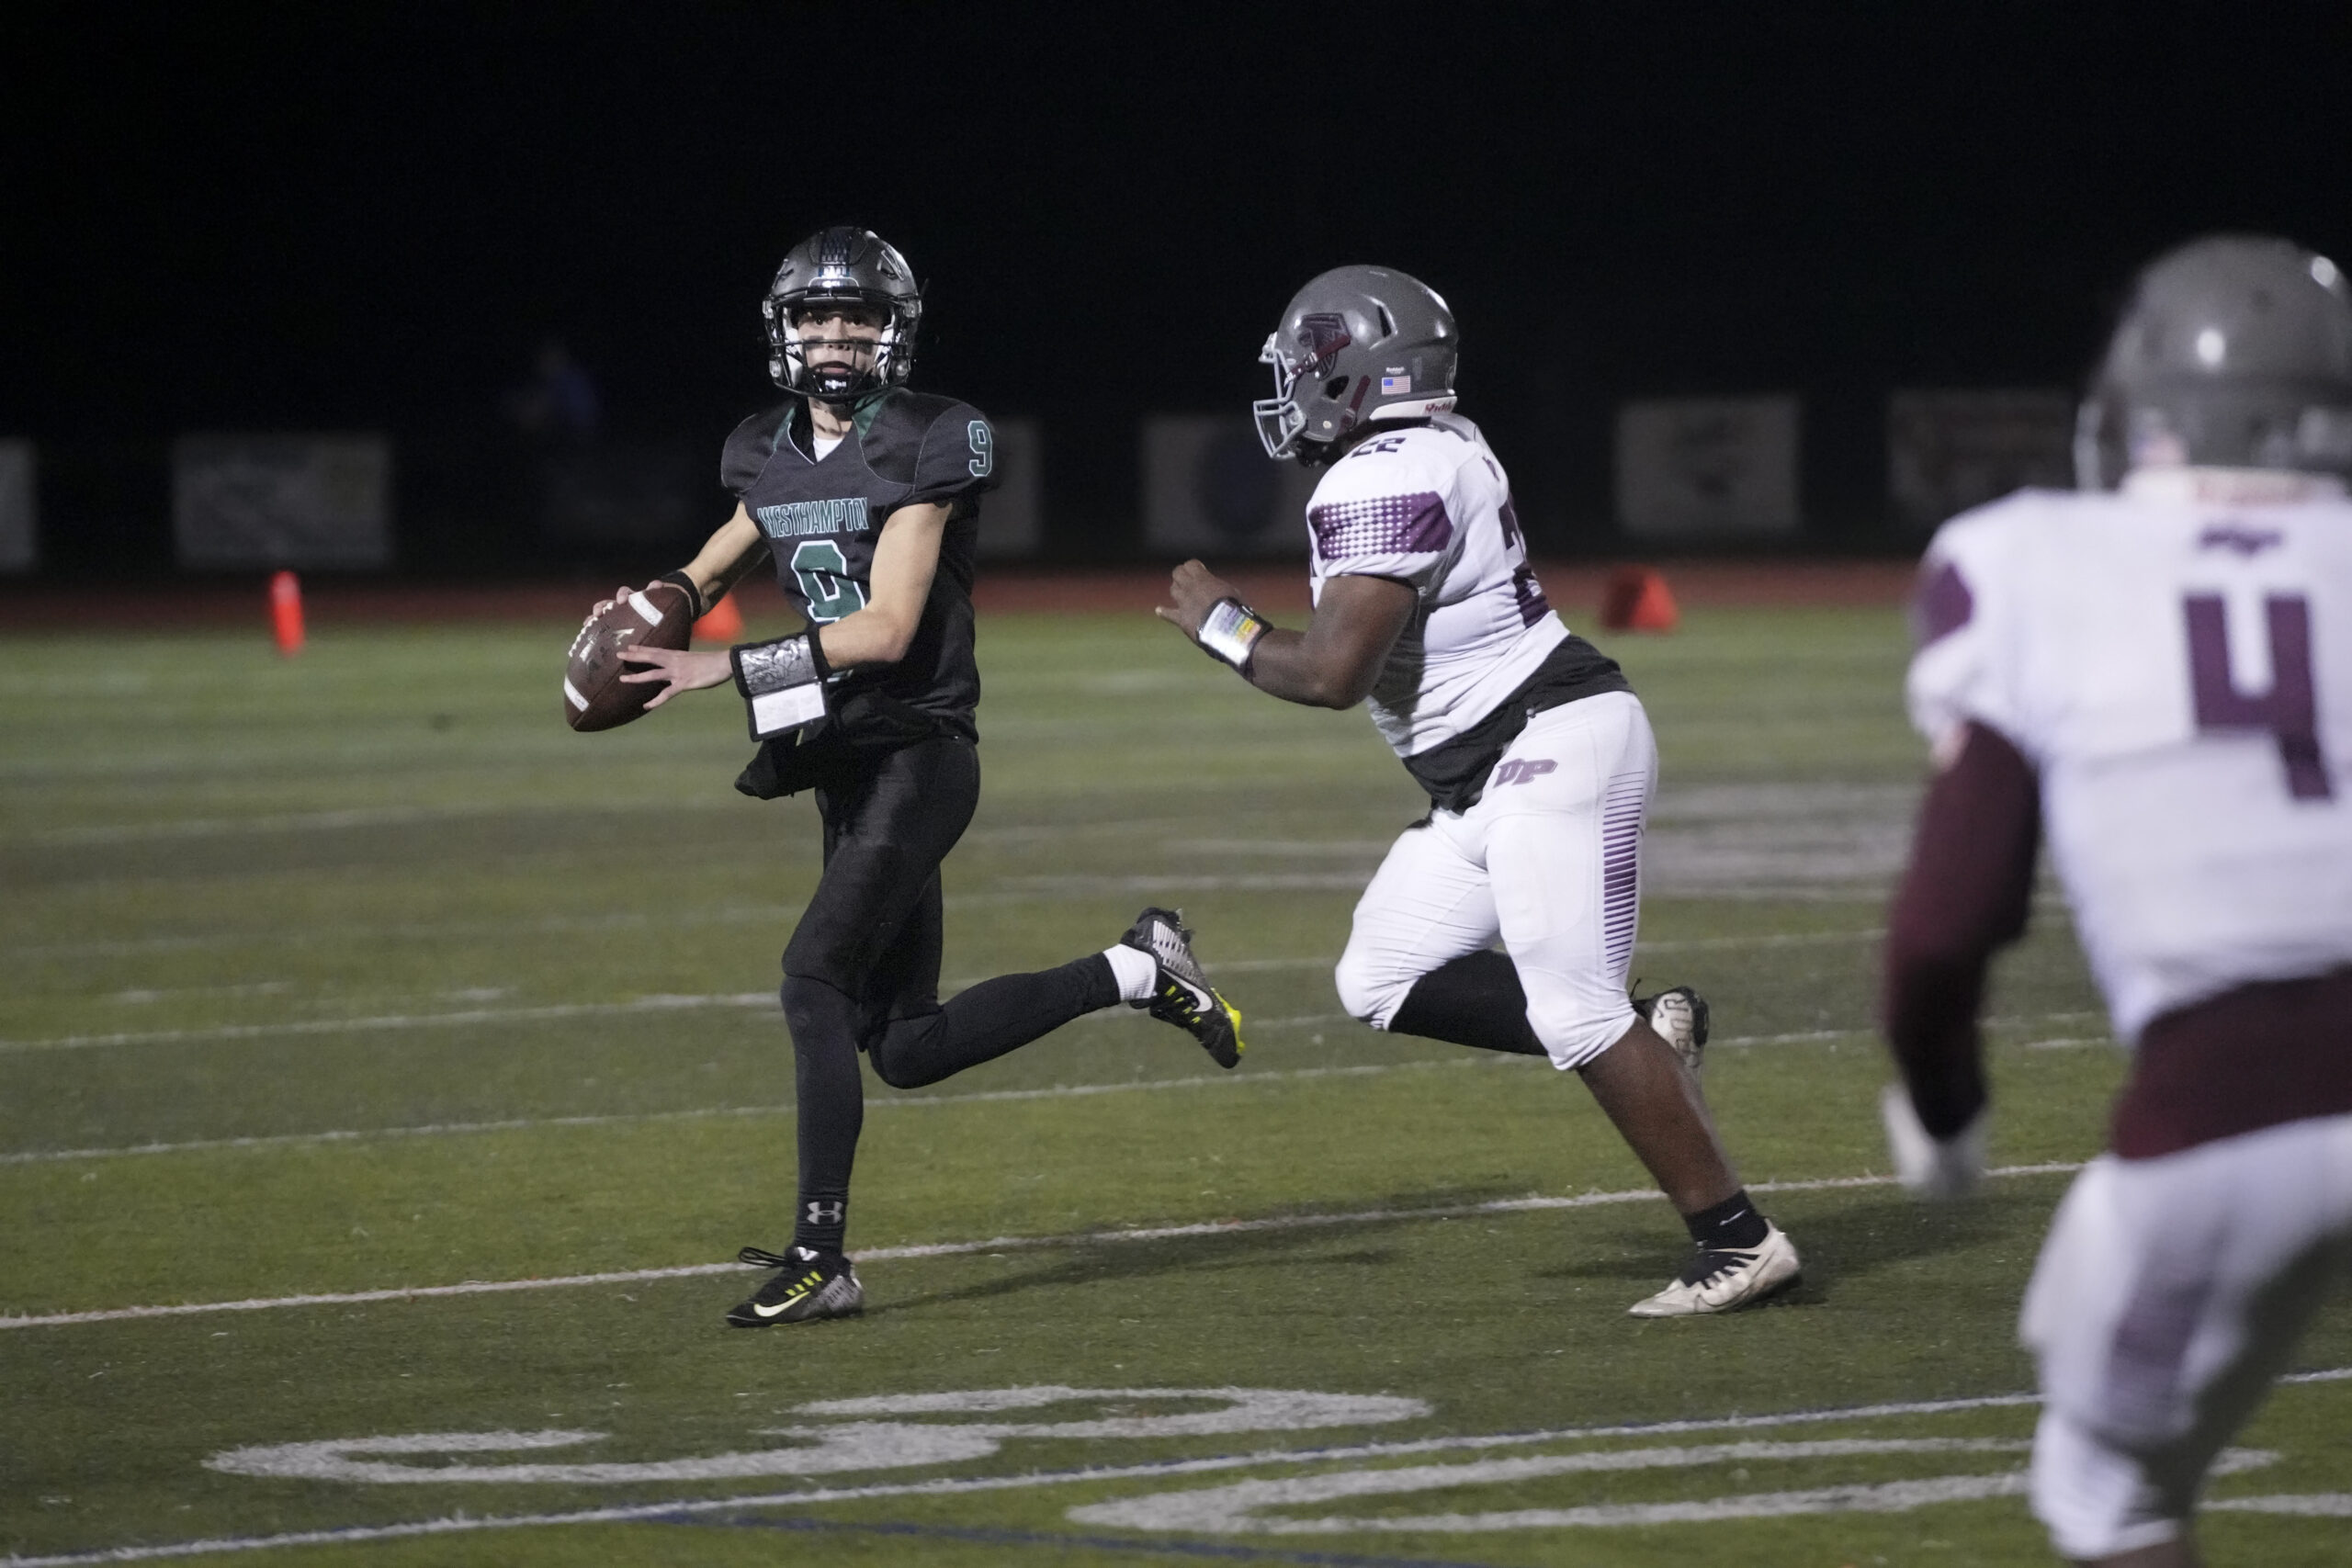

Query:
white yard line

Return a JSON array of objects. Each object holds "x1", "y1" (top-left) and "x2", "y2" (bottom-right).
[
  {"x1": 11, "y1": 1372, "x2": 2347, "y2": 1566},
  {"x1": 0, "y1": 1010, "x2": 2103, "y2": 1161},
  {"x1": 1637, "y1": 928, "x2": 1885, "y2": 953},
  {"x1": 0, "y1": 995, "x2": 782, "y2": 1054},
  {"x1": 3, "y1": 958, "x2": 2079, "y2": 1057},
  {"x1": 10, "y1": 905, "x2": 809, "y2": 962},
  {"x1": 28, "y1": 804, "x2": 531, "y2": 846},
  {"x1": 0, "y1": 1162, "x2": 2086, "y2": 1333},
  {"x1": 0, "y1": 1002, "x2": 1348, "y2": 1056},
  {"x1": 1, "y1": 1006, "x2": 2102, "y2": 1167},
  {"x1": 13, "y1": 919, "x2": 1894, "y2": 967},
  {"x1": 0, "y1": 1059, "x2": 1478, "y2": 1167}
]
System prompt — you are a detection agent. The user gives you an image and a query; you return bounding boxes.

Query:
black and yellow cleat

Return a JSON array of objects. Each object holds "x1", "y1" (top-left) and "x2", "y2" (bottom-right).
[
  {"x1": 1121, "y1": 907, "x2": 1245, "y2": 1069},
  {"x1": 725, "y1": 1245, "x2": 863, "y2": 1327}
]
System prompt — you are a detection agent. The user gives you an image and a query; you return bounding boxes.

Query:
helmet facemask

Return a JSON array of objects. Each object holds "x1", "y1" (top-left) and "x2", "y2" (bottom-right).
[
  {"x1": 1251, "y1": 332, "x2": 1317, "y2": 459},
  {"x1": 760, "y1": 227, "x2": 924, "y2": 402},
  {"x1": 763, "y1": 291, "x2": 917, "y2": 403}
]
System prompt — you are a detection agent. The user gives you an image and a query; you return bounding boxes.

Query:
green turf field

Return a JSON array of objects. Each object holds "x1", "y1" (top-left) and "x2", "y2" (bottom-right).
[{"x1": 4, "y1": 600, "x2": 2346, "y2": 1567}]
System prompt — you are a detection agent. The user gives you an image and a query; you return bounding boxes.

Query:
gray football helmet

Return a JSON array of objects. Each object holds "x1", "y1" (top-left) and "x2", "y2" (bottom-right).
[
  {"x1": 1253, "y1": 265, "x2": 1459, "y2": 460},
  {"x1": 2076, "y1": 234, "x2": 2352, "y2": 489},
  {"x1": 761, "y1": 225, "x2": 922, "y2": 401}
]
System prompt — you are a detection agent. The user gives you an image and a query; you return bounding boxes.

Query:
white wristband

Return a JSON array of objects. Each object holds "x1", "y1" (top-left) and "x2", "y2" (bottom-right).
[
  {"x1": 732, "y1": 634, "x2": 829, "y2": 739},
  {"x1": 1197, "y1": 598, "x2": 1269, "y2": 671}
]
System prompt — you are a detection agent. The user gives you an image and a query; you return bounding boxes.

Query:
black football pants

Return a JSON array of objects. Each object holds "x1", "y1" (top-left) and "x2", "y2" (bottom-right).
[{"x1": 776, "y1": 735, "x2": 1118, "y2": 1254}]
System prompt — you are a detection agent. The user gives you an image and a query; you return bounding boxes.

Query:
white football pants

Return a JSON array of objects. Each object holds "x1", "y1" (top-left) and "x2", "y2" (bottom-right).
[
  {"x1": 2023, "y1": 1114, "x2": 2352, "y2": 1559},
  {"x1": 1335, "y1": 691, "x2": 1652, "y2": 1070}
]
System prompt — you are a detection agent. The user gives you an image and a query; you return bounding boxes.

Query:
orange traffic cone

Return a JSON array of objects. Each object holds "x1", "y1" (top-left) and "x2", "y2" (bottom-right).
[
  {"x1": 694, "y1": 592, "x2": 743, "y2": 642},
  {"x1": 1600, "y1": 567, "x2": 1679, "y2": 634},
  {"x1": 269, "y1": 570, "x2": 305, "y2": 655}
]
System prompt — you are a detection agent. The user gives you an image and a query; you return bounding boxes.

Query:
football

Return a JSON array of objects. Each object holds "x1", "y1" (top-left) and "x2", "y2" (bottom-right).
[{"x1": 562, "y1": 581, "x2": 696, "y2": 731}]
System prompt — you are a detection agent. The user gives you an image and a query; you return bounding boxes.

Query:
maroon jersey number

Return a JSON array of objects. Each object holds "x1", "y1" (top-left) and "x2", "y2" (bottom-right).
[{"x1": 2183, "y1": 592, "x2": 2333, "y2": 800}]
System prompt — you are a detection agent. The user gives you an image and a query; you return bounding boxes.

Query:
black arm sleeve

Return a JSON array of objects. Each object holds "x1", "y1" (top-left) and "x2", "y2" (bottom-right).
[{"x1": 1882, "y1": 720, "x2": 2041, "y2": 1138}]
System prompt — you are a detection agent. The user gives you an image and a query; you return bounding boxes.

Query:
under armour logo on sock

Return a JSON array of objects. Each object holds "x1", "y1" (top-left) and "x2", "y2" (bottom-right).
[{"x1": 805, "y1": 1201, "x2": 844, "y2": 1225}]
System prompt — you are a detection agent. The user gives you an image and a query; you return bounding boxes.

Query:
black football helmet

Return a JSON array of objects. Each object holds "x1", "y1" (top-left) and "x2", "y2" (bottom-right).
[{"x1": 761, "y1": 226, "x2": 922, "y2": 402}]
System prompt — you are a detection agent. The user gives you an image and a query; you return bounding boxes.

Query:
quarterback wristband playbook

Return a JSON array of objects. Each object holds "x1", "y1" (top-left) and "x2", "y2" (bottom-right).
[
  {"x1": 1195, "y1": 597, "x2": 1269, "y2": 671},
  {"x1": 732, "y1": 633, "x2": 831, "y2": 739}
]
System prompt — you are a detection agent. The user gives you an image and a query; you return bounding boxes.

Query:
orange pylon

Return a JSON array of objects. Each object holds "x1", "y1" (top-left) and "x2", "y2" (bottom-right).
[
  {"x1": 269, "y1": 570, "x2": 306, "y2": 655},
  {"x1": 694, "y1": 592, "x2": 743, "y2": 642},
  {"x1": 1600, "y1": 567, "x2": 1679, "y2": 633}
]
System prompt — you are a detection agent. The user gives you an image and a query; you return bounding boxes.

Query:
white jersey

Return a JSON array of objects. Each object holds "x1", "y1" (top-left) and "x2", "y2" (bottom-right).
[
  {"x1": 1907, "y1": 470, "x2": 2352, "y2": 1042},
  {"x1": 1306, "y1": 413, "x2": 1568, "y2": 759}
]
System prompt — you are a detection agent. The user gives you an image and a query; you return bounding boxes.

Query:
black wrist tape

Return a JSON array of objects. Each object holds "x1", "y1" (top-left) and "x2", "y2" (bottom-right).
[{"x1": 654, "y1": 570, "x2": 705, "y2": 621}]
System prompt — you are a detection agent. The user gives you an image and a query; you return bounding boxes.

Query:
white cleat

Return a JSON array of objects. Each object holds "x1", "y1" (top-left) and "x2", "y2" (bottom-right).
[{"x1": 1627, "y1": 1221, "x2": 1802, "y2": 1317}]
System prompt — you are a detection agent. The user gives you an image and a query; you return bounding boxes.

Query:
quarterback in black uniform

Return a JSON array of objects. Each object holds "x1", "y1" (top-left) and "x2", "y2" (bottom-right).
[{"x1": 609, "y1": 226, "x2": 1243, "y2": 1327}]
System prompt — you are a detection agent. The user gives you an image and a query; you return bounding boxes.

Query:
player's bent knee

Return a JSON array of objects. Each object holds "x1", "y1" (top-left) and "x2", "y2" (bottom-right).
[
  {"x1": 865, "y1": 1043, "x2": 925, "y2": 1090},
  {"x1": 1524, "y1": 987, "x2": 1636, "y2": 1071},
  {"x1": 1332, "y1": 947, "x2": 1411, "y2": 1030},
  {"x1": 865, "y1": 1014, "x2": 951, "y2": 1090},
  {"x1": 780, "y1": 930, "x2": 872, "y2": 997}
]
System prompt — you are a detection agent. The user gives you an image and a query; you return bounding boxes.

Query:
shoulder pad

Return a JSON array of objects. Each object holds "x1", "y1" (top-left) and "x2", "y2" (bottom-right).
[
  {"x1": 864, "y1": 389, "x2": 995, "y2": 500},
  {"x1": 721, "y1": 400, "x2": 797, "y2": 494}
]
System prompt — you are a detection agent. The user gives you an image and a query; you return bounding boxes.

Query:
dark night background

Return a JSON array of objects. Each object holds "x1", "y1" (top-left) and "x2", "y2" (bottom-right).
[{"x1": 6, "y1": 2, "x2": 2350, "y2": 575}]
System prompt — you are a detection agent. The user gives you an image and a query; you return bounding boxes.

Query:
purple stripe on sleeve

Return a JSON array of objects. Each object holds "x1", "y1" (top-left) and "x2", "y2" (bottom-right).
[
  {"x1": 1910, "y1": 558, "x2": 1974, "y2": 649},
  {"x1": 1310, "y1": 491, "x2": 1453, "y2": 561},
  {"x1": 1600, "y1": 772, "x2": 1645, "y2": 980}
]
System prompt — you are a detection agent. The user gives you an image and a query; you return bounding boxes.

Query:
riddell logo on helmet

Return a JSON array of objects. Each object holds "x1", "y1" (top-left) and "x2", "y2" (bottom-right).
[{"x1": 1295, "y1": 313, "x2": 1352, "y2": 375}]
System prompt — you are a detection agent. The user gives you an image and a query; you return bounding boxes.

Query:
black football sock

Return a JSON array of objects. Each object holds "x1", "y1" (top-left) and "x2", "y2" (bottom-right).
[
  {"x1": 1386, "y1": 950, "x2": 1547, "y2": 1056},
  {"x1": 865, "y1": 954, "x2": 1121, "y2": 1090},
  {"x1": 1681, "y1": 1189, "x2": 1770, "y2": 1252},
  {"x1": 780, "y1": 974, "x2": 864, "y2": 1256}
]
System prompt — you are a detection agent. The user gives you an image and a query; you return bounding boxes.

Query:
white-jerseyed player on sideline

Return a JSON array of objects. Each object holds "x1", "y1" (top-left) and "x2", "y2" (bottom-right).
[
  {"x1": 1881, "y1": 233, "x2": 2352, "y2": 1565},
  {"x1": 1159, "y1": 265, "x2": 1799, "y2": 1316}
]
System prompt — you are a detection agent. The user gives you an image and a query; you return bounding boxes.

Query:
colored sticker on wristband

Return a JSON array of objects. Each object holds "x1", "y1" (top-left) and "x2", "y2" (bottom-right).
[{"x1": 1198, "y1": 599, "x2": 1268, "y2": 668}]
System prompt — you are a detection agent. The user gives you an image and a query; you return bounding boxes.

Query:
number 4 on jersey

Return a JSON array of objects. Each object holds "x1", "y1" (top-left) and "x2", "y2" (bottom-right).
[{"x1": 2184, "y1": 592, "x2": 2332, "y2": 800}]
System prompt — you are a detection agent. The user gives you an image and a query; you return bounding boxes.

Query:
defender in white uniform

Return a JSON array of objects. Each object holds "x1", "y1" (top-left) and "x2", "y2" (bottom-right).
[
  {"x1": 1164, "y1": 265, "x2": 1800, "y2": 1316},
  {"x1": 1882, "y1": 234, "x2": 2352, "y2": 1565}
]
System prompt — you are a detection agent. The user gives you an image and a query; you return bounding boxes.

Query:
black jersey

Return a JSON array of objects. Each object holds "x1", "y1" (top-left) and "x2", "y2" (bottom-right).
[{"x1": 723, "y1": 389, "x2": 998, "y2": 742}]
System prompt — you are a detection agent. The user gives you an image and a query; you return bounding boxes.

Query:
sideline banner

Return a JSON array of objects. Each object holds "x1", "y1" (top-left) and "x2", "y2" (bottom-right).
[
  {"x1": 1615, "y1": 395, "x2": 1801, "y2": 540},
  {"x1": 975, "y1": 417, "x2": 1041, "y2": 559},
  {"x1": 1888, "y1": 389, "x2": 2074, "y2": 533},
  {"x1": 1142, "y1": 416, "x2": 1318, "y2": 557},
  {"x1": 174, "y1": 434, "x2": 392, "y2": 570},
  {"x1": 0, "y1": 440, "x2": 32, "y2": 572}
]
